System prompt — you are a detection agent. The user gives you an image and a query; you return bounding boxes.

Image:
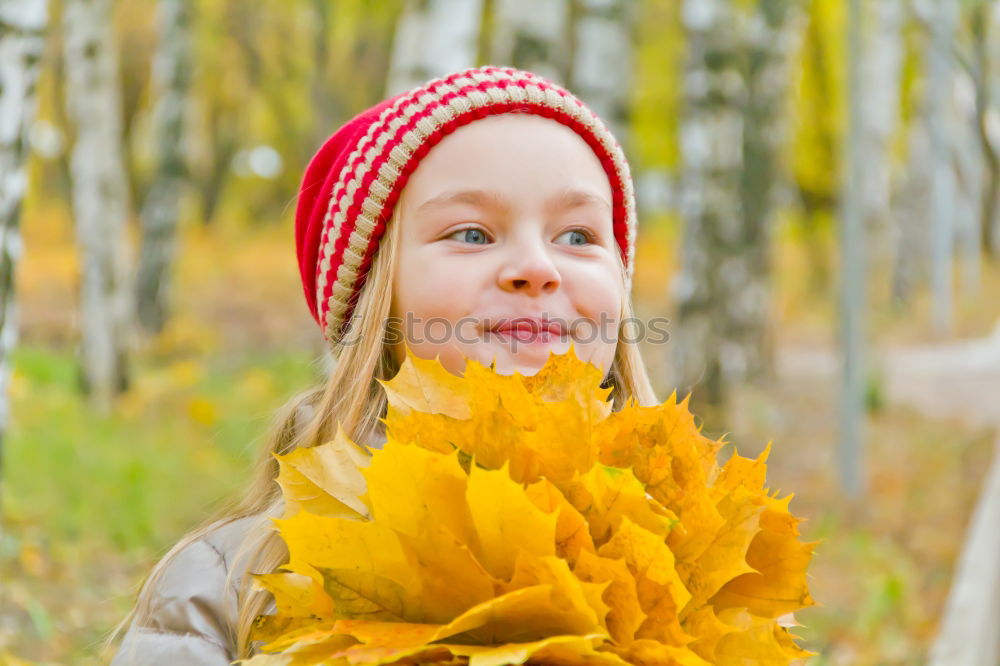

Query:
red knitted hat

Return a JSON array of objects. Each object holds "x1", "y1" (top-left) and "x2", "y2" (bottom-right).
[{"x1": 295, "y1": 66, "x2": 637, "y2": 346}]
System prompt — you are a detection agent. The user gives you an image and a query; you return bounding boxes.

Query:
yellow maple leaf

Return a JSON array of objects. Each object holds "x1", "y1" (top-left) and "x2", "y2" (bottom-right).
[
  {"x1": 247, "y1": 348, "x2": 816, "y2": 665},
  {"x1": 275, "y1": 425, "x2": 371, "y2": 520}
]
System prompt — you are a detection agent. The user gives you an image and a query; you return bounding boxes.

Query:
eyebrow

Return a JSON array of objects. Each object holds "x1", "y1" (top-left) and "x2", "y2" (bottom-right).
[{"x1": 414, "y1": 187, "x2": 612, "y2": 216}]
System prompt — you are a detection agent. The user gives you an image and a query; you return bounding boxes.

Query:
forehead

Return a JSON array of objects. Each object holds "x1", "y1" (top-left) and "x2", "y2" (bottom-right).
[{"x1": 400, "y1": 114, "x2": 612, "y2": 209}]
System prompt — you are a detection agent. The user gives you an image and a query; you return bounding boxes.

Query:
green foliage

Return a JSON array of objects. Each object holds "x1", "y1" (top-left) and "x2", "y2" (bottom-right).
[
  {"x1": 631, "y1": 0, "x2": 683, "y2": 169},
  {"x1": 0, "y1": 343, "x2": 319, "y2": 661},
  {"x1": 893, "y1": 10, "x2": 928, "y2": 168},
  {"x1": 789, "y1": 0, "x2": 845, "y2": 203},
  {"x1": 198, "y1": 0, "x2": 401, "y2": 227},
  {"x1": 3, "y1": 346, "x2": 317, "y2": 551},
  {"x1": 864, "y1": 371, "x2": 886, "y2": 414}
]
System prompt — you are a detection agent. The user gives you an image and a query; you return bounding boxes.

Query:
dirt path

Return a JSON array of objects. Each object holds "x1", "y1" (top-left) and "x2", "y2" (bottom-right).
[
  {"x1": 777, "y1": 321, "x2": 1000, "y2": 664},
  {"x1": 777, "y1": 318, "x2": 1000, "y2": 431}
]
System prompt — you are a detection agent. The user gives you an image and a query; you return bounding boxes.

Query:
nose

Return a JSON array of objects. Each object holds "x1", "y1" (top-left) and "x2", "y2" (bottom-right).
[{"x1": 497, "y1": 238, "x2": 561, "y2": 296}]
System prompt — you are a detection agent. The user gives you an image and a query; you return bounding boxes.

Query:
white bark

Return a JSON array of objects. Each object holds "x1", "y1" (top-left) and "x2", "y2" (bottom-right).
[
  {"x1": 973, "y1": 0, "x2": 1000, "y2": 257},
  {"x1": 673, "y1": 0, "x2": 743, "y2": 404},
  {"x1": 860, "y1": 0, "x2": 904, "y2": 262},
  {"x1": 0, "y1": 0, "x2": 47, "y2": 487},
  {"x1": 929, "y1": 0, "x2": 957, "y2": 334},
  {"x1": 891, "y1": 98, "x2": 933, "y2": 304},
  {"x1": 740, "y1": 1, "x2": 800, "y2": 381},
  {"x1": 136, "y1": 0, "x2": 192, "y2": 334},
  {"x1": 490, "y1": 0, "x2": 569, "y2": 84},
  {"x1": 569, "y1": 0, "x2": 633, "y2": 151},
  {"x1": 927, "y1": 435, "x2": 1000, "y2": 666},
  {"x1": 386, "y1": 0, "x2": 483, "y2": 96},
  {"x1": 673, "y1": 0, "x2": 796, "y2": 406},
  {"x1": 840, "y1": 0, "x2": 865, "y2": 498},
  {"x1": 952, "y1": 71, "x2": 982, "y2": 299},
  {"x1": 63, "y1": 0, "x2": 133, "y2": 411}
]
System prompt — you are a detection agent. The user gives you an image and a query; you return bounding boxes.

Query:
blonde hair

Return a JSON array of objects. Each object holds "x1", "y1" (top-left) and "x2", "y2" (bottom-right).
[{"x1": 110, "y1": 203, "x2": 658, "y2": 658}]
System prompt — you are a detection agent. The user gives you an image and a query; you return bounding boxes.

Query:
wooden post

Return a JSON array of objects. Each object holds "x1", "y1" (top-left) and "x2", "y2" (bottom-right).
[{"x1": 927, "y1": 435, "x2": 1000, "y2": 665}]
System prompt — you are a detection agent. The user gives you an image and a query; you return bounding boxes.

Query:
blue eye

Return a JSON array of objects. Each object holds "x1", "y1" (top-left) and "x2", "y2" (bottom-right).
[
  {"x1": 556, "y1": 229, "x2": 592, "y2": 246},
  {"x1": 449, "y1": 228, "x2": 490, "y2": 244}
]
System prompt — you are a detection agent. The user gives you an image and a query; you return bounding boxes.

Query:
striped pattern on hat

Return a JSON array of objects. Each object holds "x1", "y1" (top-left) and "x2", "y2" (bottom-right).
[{"x1": 295, "y1": 65, "x2": 637, "y2": 347}]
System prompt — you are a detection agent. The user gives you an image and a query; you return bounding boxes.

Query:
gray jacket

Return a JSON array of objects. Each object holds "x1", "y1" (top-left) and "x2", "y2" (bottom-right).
[
  {"x1": 110, "y1": 515, "x2": 264, "y2": 664},
  {"x1": 111, "y1": 411, "x2": 382, "y2": 664}
]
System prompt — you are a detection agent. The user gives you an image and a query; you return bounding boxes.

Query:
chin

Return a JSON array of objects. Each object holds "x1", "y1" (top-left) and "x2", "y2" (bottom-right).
[
  {"x1": 473, "y1": 339, "x2": 578, "y2": 377},
  {"x1": 491, "y1": 357, "x2": 545, "y2": 377}
]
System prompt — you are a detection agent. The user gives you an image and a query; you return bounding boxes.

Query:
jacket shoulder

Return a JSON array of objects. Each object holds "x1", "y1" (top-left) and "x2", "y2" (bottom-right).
[{"x1": 111, "y1": 515, "x2": 263, "y2": 665}]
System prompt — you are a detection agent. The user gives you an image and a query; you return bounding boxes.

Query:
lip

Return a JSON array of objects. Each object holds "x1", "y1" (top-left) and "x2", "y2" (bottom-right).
[
  {"x1": 487, "y1": 317, "x2": 568, "y2": 345},
  {"x1": 488, "y1": 317, "x2": 567, "y2": 335}
]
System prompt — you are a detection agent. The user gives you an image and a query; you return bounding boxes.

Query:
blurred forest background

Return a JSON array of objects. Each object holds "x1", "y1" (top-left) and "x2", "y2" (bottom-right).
[{"x1": 2, "y1": 0, "x2": 1000, "y2": 664}]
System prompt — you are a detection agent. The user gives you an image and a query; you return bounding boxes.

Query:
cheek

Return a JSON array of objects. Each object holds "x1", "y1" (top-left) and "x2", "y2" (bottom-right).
[
  {"x1": 565, "y1": 261, "x2": 624, "y2": 321},
  {"x1": 394, "y1": 250, "x2": 478, "y2": 322},
  {"x1": 563, "y1": 262, "x2": 623, "y2": 374}
]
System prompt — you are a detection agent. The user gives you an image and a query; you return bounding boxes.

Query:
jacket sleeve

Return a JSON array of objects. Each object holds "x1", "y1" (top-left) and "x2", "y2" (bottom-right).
[{"x1": 110, "y1": 536, "x2": 240, "y2": 665}]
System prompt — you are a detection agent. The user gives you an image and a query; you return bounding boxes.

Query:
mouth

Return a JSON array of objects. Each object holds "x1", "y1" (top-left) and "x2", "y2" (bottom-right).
[{"x1": 487, "y1": 317, "x2": 569, "y2": 345}]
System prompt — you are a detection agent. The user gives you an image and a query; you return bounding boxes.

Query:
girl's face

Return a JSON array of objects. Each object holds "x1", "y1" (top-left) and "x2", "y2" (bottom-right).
[{"x1": 390, "y1": 113, "x2": 623, "y2": 378}]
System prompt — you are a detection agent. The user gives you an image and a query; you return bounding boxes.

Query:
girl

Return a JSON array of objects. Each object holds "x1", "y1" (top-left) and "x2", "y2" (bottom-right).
[{"x1": 110, "y1": 65, "x2": 658, "y2": 664}]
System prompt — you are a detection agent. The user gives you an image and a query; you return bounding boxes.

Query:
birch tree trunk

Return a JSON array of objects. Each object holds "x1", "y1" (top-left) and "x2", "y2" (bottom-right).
[
  {"x1": 0, "y1": 0, "x2": 47, "y2": 495},
  {"x1": 929, "y1": 0, "x2": 957, "y2": 334},
  {"x1": 970, "y1": 0, "x2": 999, "y2": 257},
  {"x1": 386, "y1": 0, "x2": 483, "y2": 97},
  {"x1": 63, "y1": 0, "x2": 133, "y2": 411},
  {"x1": 738, "y1": 0, "x2": 797, "y2": 384},
  {"x1": 569, "y1": 0, "x2": 633, "y2": 152},
  {"x1": 840, "y1": 0, "x2": 865, "y2": 498},
  {"x1": 891, "y1": 96, "x2": 933, "y2": 304},
  {"x1": 490, "y1": 0, "x2": 569, "y2": 84},
  {"x1": 860, "y1": 0, "x2": 903, "y2": 263},
  {"x1": 673, "y1": 0, "x2": 795, "y2": 407},
  {"x1": 136, "y1": 0, "x2": 191, "y2": 334},
  {"x1": 952, "y1": 71, "x2": 982, "y2": 299},
  {"x1": 309, "y1": 0, "x2": 339, "y2": 145},
  {"x1": 673, "y1": 0, "x2": 743, "y2": 407}
]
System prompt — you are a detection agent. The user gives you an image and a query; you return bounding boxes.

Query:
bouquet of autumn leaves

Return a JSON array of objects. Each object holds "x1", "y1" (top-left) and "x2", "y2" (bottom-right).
[{"x1": 245, "y1": 348, "x2": 816, "y2": 665}]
